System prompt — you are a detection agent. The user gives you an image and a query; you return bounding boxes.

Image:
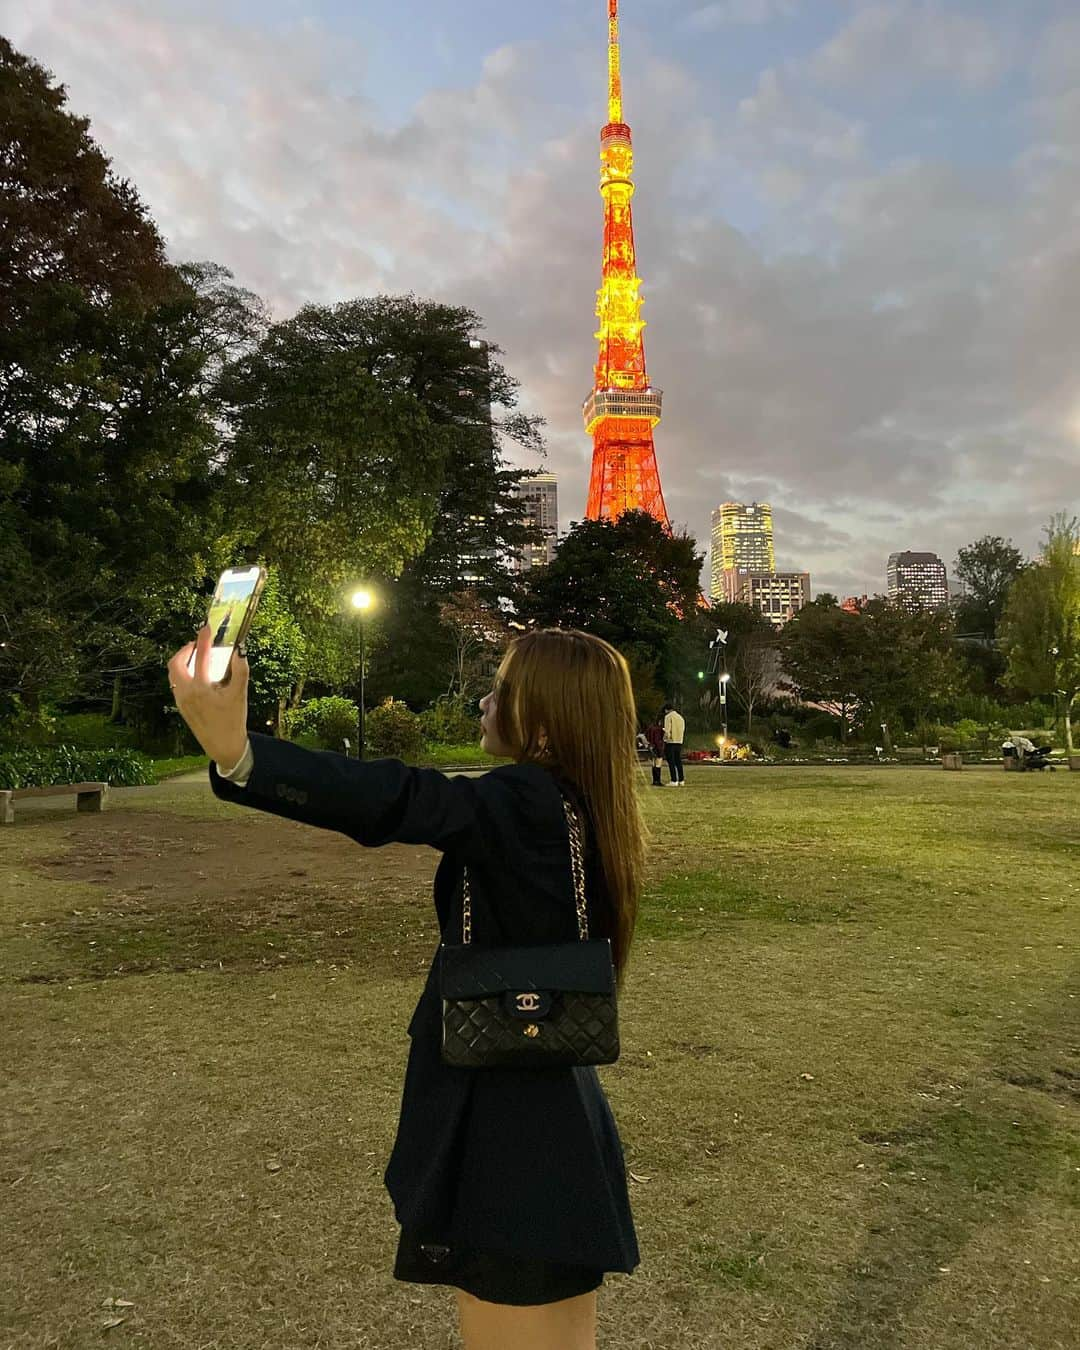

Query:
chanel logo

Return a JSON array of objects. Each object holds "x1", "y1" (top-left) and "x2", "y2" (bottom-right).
[{"x1": 515, "y1": 993, "x2": 541, "y2": 1013}]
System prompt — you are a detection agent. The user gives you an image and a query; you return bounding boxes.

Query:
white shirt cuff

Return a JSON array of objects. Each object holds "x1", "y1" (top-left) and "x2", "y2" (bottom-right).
[{"x1": 218, "y1": 739, "x2": 254, "y2": 787}]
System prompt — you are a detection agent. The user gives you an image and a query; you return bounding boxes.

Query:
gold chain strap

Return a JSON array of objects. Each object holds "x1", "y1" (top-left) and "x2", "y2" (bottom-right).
[
  {"x1": 460, "y1": 797, "x2": 589, "y2": 945},
  {"x1": 564, "y1": 799, "x2": 590, "y2": 941}
]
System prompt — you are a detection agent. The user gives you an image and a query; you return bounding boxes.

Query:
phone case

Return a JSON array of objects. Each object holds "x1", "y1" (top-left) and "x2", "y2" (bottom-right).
[{"x1": 217, "y1": 567, "x2": 267, "y2": 685}]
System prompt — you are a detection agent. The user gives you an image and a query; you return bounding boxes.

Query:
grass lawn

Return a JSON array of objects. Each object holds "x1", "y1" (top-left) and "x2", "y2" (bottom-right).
[{"x1": 2, "y1": 765, "x2": 1078, "y2": 1349}]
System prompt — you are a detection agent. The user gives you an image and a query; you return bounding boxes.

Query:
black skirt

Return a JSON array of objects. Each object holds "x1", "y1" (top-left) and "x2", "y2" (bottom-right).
[{"x1": 394, "y1": 1229, "x2": 605, "y2": 1307}]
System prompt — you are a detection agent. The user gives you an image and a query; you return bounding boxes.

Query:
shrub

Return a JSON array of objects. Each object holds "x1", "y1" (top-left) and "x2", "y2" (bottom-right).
[
  {"x1": 799, "y1": 712, "x2": 842, "y2": 746},
  {"x1": 911, "y1": 720, "x2": 942, "y2": 748},
  {"x1": 955, "y1": 718, "x2": 981, "y2": 745},
  {"x1": 0, "y1": 745, "x2": 156, "y2": 789},
  {"x1": 419, "y1": 697, "x2": 480, "y2": 747},
  {"x1": 51, "y1": 713, "x2": 138, "y2": 750},
  {"x1": 366, "y1": 699, "x2": 424, "y2": 761},
  {"x1": 0, "y1": 698, "x2": 58, "y2": 748},
  {"x1": 284, "y1": 696, "x2": 359, "y2": 751}
]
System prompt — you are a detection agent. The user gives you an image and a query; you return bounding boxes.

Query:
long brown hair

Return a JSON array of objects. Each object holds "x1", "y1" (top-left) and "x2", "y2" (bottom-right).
[{"x1": 493, "y1": 629, "x2": 646, "y2": 992}]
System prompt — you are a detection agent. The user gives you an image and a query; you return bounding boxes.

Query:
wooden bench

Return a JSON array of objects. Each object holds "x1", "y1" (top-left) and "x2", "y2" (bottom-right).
[{"x1": 0, "y1": 782, "x2": 109, "y2": 826}]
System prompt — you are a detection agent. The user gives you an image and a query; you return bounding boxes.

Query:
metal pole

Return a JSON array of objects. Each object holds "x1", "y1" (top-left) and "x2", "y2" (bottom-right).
[{"x1": 358, "y1": 618, "x2": 366, "y2": 761}]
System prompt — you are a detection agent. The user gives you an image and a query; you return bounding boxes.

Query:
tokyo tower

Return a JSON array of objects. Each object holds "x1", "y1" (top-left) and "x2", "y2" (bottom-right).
[{"x1": 583, "y1": 0, "x2": 670, "y2": 528}]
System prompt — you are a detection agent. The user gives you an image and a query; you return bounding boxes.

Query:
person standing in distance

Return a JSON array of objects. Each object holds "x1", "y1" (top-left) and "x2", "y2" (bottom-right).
[
  {"x1": 644, "y1": 716, "x2": 665, "y2": 787},
  {"x1": 661, "y1": 703, "x2": 685, "y2": 787},
  {"x1": 167, "y1": 624, "x2": 644, "y2": 1350}
]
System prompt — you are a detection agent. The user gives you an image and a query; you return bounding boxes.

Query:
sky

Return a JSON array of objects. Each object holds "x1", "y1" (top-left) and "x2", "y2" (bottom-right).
[{"x1": 5, "y1": 0, "x2": 1079, "y2": 598}]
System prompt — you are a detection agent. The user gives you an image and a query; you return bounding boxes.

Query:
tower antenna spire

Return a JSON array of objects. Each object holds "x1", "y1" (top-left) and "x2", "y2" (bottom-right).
[{"x1": 608, "y1": 0, "x2": 622, "y2": 126}]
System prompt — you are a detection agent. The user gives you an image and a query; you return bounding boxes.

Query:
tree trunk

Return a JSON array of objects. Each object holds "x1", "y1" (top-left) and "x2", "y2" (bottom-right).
[
  {"x1": 110, "y1": 674, "x2": 123, "y2": 722},
  {"x1": 839, "y1": 702, "x2": 848, "y2": 744},
  {"x1": 880, "y1": 720, "x2": 893, "y2": 754},
  {"x1": 276, "y1": 696, "x2": 287, "y2": 738},
  {"x1": 1066, "y1": 698, "x2": 1075, "y2": 754},
  {"x1": 288, "y1": 675, "x2": 306, "y2": 711}
]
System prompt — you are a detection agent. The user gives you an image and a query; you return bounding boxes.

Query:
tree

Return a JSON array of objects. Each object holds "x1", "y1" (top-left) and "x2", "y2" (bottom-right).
[
  {"x1": 215, "y1": 297, "x2": 543, "y2": 709},
  {"x1": 243, "y1": 568, "x2": 307, "y2": 736},
  {"x1": 726, "y1": 632, "x2": 781, "y2": 735},
  {"x1": 953, "y1": 536, "x2": 1027, "y2": 637},
  {"x1": 780, "y1": 599, "x2": 863, "y2": 742},
  {"x1": 778, "y1": 597, "x2": 964, "y2": 746},
  {"x1": 0, "y1": 37, "x2": 170, "y2": 334},
  {"x1": 520, "y1": 511, "x2": 704, "y2": 710},
  {"x1": 1000, "y1": 515, "x2": 1080, "y2": 752},
  {"x1": 852, "y1": 600, "x2": 964, "y2": 742},
  {"x1": 676, "y1": 600, "x2": 772, "y2": 732},
  {"x1": 438, "y1": 589, "x2": 510, "y2": 701},
  {"x1": 0, "y1": 41, "x2": 242, "y2": 723}
]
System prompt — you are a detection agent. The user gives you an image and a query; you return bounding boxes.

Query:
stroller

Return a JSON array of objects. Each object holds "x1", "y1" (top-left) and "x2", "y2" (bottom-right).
[{"x1": 1002, "y1": 738, "x2": 1056, "y2": 772}]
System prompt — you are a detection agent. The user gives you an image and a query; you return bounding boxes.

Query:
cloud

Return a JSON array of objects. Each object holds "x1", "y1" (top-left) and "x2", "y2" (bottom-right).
[
  {"x1": 3, "y1": 0, "x2": 1078, "y2": 601},
  {"x1": 737, "y1": 68, "x2": 867, "y2": 163},
  {"x1": 684, "y1": 0, "x2": 800, "y2": 30},
  {"x1": 809, "y1": 3, "x2": 1008, "y2": 95}
]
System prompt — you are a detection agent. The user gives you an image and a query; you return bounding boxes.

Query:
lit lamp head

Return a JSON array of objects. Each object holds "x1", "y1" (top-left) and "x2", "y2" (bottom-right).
[{"x1": 351, "y1": 588, "x2": 375, "y2": 614}]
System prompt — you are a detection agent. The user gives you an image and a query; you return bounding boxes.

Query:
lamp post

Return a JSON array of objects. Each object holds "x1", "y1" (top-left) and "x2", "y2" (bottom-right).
[
  {"x1": 707, "y1": 627, "x2": 729, "y2": 739},
  {"x1": 351, "y1": 588, "x2": 375, "y2": 759}
]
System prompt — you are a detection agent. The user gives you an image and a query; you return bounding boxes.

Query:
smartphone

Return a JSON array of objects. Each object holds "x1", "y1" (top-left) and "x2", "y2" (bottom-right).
[{"x1": 186, "y1": 565, "x2": 267, "y2": 684}]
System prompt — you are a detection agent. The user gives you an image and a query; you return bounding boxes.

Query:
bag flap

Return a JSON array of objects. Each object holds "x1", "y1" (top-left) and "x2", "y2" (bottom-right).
[{"x1": 439, "y1": 939, "x2": 615, "y2": 999}]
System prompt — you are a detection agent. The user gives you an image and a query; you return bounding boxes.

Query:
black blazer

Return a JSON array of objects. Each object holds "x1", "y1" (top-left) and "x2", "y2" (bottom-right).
[{"x1": 209, "y1": 734, "x2": 640, "y2": 1272}]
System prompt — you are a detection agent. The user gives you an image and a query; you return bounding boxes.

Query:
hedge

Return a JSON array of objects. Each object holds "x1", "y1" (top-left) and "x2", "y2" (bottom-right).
[{"x1": 0, "y1": 745, "x2": 156, "y2": 790}]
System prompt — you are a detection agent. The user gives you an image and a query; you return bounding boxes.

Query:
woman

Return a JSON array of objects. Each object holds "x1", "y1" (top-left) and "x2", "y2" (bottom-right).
[
  {"x1": 644, "y1": 716, "x2": 665, "y2": 787},
  {"x1": 168, "y1": 624, "x2": 645, "y2": 1350}
]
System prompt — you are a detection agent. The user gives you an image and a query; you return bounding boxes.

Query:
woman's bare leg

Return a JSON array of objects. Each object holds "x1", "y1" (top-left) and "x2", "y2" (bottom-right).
[{"x1": 455, "y1": 1288, "x2": 597, "y2": 1350}]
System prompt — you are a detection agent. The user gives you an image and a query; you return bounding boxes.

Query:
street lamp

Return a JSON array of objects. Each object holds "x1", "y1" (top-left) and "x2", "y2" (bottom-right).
[
  {"x1": 351, "y1": 588, "x2": 376, "y2": 759},
  {"x1": 707, "y1": 627, "x2": 730, "y2": 738}
]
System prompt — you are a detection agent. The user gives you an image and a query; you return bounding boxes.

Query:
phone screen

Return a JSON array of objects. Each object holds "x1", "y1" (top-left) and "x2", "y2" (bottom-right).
[{"x1": 187, "y1": 567, "x2": 264, "y2": 683}]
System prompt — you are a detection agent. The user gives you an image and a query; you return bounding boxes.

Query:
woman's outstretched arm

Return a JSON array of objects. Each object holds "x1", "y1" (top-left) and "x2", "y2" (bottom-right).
[
  {"x1": 209, "y1": 733, "x2": 479, "y2": 852},
  {"x1": 168, "y1": 625, "x2": 478, "y2": 852}
]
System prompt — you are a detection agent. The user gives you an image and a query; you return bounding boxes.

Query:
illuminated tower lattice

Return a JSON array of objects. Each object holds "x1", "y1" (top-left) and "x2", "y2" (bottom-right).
[{"x1": 583, "y1": 0, "x2": 670, "y2": 527}]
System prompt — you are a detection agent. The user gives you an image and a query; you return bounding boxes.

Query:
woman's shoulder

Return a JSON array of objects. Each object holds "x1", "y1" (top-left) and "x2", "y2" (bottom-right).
[
  {"x1": 476, "y1": 760, "x2": 559, "y2": 795},
  {"x1": 469, "y1": 761, "x2": 565, "y2": 822}
]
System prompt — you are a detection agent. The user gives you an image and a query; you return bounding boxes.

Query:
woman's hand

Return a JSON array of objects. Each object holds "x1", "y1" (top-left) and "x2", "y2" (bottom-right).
[{"x1": 167, "y1": 625, "x2": 251, "y2": 769}]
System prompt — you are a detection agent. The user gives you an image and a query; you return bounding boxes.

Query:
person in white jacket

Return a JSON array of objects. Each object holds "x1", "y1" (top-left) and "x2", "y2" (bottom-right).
[{"x1": 661, "y1": 704, "x2": 686, "y2": 786}]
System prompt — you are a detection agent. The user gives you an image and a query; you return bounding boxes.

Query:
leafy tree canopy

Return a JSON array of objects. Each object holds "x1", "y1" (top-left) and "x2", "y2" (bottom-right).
[
  {"x1": 0, "y1": 36, "x2": 170, "y2": 331},
  {"x1": 953, "y1": 535, "x2": 1027, "y2": 637},
  {"x1": 1000, "y1": 514, "x2": 1080, "y2": 750},
  {"x1": 213, "y1": 297, "x2": 544, "y2": 709},
  {"x1": 780, "y1": 602, "x2": 863, "y2": 740},
  {"x1": 519, "y1": 511, "x2": 704, "y2": 703},
  {"x1": 0, "y1": 41, "x2": 254, "y2": 719}
]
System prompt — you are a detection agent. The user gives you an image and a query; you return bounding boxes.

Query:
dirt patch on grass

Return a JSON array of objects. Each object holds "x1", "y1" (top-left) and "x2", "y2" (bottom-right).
[{"x1": 10, "y1": 809, "x2": 440, "y2": 984}]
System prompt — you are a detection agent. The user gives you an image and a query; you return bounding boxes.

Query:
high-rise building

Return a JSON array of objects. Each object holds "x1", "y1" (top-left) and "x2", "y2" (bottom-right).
[
  {"x1": 710, "y1": 502, "x2": 775, "y2": 599},
  {"x1": 841, "y1": 595, "x2": 870, "y2": 613},
  {"x1": 458, "y1": 339, "x2": 498, "y2": 586},
  {"x1": 886, "y1": 552, "x2": 949, "y2": 610},
  {"x1": 582, "y1": 1, "x2": 669, "y2": 526},
  {"x1": 510, "y1": 473, "x2": 559, "y2": 572},
  {"x1": 720, "y1": 570, "x2": 810, "y2": 629}
]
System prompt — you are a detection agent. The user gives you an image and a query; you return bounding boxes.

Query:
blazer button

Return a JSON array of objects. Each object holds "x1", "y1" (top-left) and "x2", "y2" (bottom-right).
[
  {"x1": 296, "y1": 790, "x2": 308, "y2": 806},
  {"x1": 276, "y1": 784, "x2": 287, "y2": 799}
]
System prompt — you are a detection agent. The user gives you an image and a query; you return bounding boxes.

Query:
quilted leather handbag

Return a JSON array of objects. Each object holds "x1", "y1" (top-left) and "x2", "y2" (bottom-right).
[{"x1": 439, "y1": 798, "x2": 620, "y2": 1069}]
